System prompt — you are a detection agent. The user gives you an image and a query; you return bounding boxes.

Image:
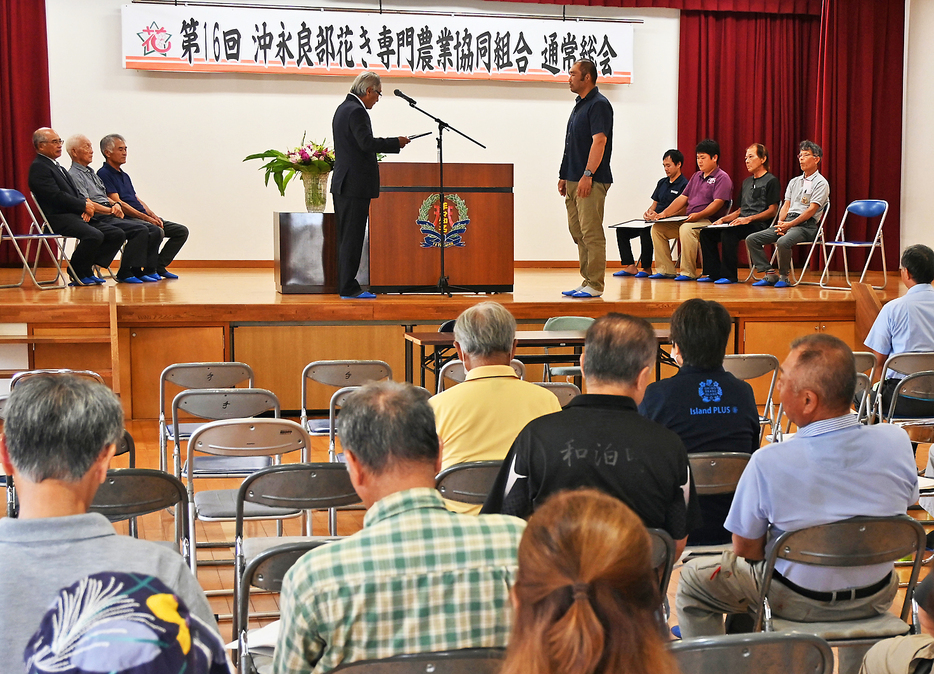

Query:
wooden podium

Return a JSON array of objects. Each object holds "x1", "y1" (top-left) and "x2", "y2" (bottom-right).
[{"x1": 369, "y1": 163, "x2": 514, "y2": 293}]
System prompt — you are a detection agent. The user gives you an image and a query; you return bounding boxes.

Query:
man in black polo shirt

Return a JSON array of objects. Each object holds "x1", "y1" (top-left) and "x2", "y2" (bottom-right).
[
  {"x1": 558, "y1": 59, "x2": 614, "y2": 299},
  {"x1": 640, "y1": 299, "x2": 760, "y2": 545},
  {"x1": 482, "y1": 313, "x2": 700, "y2": 556}
]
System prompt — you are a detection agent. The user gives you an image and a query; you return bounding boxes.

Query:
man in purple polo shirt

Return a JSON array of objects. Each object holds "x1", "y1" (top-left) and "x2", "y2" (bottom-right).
[
  {"x1": 648, "y1": 139, "x2": 733, "y2": 280},
  {"x1": 97, "y1": 133, "x2": 188, "y2": 279}
]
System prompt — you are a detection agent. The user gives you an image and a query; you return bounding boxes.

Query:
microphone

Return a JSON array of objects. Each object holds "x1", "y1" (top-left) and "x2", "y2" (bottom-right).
[{"x1": 394, "y1": 89, "x2": 417, "y2": 105}]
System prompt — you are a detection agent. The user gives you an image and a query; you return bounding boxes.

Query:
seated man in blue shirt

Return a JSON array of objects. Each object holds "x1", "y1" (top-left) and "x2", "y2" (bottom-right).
[
  {"x1": 614, "y1": 149, "x2": 687, "y2": 278},
  {"x1": 97, "y1": 133, "x2": 188, "y2": 279},
  {"x1": 640, "y1": 299, "x2": 759, "y2": 545}
]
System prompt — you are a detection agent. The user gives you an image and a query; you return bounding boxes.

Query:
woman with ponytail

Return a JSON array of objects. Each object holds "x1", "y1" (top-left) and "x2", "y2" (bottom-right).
[{"x1": 501, "y1": 489, "x2": 677, "y2": 674}]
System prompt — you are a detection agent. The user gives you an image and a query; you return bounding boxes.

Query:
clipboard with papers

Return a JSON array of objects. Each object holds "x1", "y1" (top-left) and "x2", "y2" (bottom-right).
[{"x1": 609, "y1": 215, "x2": 688, "y2": 229}]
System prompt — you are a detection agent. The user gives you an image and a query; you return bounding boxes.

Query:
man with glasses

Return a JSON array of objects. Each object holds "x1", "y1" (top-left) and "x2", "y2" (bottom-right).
[
  {"x1": 746, "y1": 140, "x2": 830, "y2": 288},
  {"x1": 331, "y1": 71, "x2": 410, "y2": 299},
  {"x1": 27, "y1": 127, "x2": 125, "y2": 286}
]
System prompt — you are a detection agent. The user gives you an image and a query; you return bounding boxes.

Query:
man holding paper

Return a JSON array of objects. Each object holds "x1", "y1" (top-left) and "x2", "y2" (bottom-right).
[{"x1": 648, "y1": 139, "x2": 732, "y2": 281}]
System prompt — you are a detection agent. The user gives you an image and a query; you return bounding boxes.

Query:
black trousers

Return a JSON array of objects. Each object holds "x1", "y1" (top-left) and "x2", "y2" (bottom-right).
[
  {"x1": 333, "y1": 194, "x2": 370, "y2": 297},
  {"x1": 157, "y1": 220, "x2": 189, "y2": 272},
  {"x1": 94, "y1": 215, "x2": 148, "y2": 278},
  {"x1": 699, "y1": 222, "x2": 766, "y2": 281},
  {"x1": 616, "y1": 226, "x2": 653, "y2": 269},
  {"x1": 47, "y1": 212, "x2": 125, "y2": 279}
]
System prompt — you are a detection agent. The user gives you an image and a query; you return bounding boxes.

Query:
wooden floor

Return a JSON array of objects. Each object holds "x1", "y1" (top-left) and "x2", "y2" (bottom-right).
[{"x1": 0, "y1": 266, "x2": 902, "y2": 325}]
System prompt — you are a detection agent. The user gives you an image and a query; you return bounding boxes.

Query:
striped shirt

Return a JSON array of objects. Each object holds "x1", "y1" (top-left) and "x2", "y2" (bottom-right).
[{"x1": 273, "y1": 488, "x2": 525, "y2": 674}]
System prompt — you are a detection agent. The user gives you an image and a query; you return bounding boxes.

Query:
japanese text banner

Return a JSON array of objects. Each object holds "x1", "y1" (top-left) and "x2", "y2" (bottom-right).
[{"x1": 122, "y1": 4, "x2": 633, "y2": 83}]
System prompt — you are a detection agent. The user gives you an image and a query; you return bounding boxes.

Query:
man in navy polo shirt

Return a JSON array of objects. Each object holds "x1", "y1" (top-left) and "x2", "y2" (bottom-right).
[
  {"x1": 97, "y1": 133, "x2": 188, "y2": 279},
  {"x1": 558, "y1": 59, "x2": 614, "y2": 299}
]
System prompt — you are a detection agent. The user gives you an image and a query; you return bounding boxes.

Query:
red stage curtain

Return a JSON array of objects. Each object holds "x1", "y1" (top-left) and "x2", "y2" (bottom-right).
[
  {"x1": 0, "y1": 0, "x2": 51, "y2": 263},
  {"x1": 491, "y1": 0, "x2": 821, "y2": 15},
  {"x1": 814, "y1": 0, "x2": 904, "y2": 272},
  {"x1": 677, "y1": 11, "x2": 820, "y2": 206}
]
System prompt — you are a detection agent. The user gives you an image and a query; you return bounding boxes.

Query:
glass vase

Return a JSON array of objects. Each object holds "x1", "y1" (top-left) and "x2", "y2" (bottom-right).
[{"x1": 301, "y1": 171, "x2": 329, "y2": 213}]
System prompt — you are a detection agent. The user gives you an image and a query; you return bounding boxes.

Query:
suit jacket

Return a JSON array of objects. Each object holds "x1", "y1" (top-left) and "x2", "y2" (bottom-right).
[
  {"x1": 28, "y1": 155, "x2": 86, "y2": 216},
  {"x1": 330, "y1": 94, "x2": 401, "y2": 199}
]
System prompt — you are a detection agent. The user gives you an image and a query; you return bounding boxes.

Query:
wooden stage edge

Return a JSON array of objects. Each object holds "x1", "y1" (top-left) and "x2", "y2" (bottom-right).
[{"x1": 0, "y1": 267, "x2": 901, "y2": 326}]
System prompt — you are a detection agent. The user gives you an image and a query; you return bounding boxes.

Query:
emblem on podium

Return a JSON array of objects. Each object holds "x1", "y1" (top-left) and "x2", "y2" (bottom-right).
[{"x1": 417, "y1": 193, "x2": 469, "y2": 248}]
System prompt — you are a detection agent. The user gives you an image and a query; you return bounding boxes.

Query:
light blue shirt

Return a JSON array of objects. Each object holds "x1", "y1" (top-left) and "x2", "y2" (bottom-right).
[
  {"x1": 865, "y1": 284, "x2": 934, "y2": 377},
  {"x1": 725, "y1": 414, "x2": 918, "y2": 591}
]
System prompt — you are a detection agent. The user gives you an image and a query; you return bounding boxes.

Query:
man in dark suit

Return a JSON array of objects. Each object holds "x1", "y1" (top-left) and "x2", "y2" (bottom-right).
[
  {"x1": 27, "y1": 127, "x2": 125, "y2": 286},
  {"x1": 331, "y1": 72, "x2": 410, "y2": 299}
]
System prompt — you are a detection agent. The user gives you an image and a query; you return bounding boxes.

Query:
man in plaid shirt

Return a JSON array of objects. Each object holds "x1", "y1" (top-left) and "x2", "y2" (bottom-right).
[{"x1": 273, "y1": 382, "x2": 525, "y2": 674}]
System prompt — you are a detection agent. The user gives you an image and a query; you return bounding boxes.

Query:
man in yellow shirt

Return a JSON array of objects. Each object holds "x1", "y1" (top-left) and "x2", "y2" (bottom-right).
[{"x1": 430, "y1": 302, "x2": 562, "y2": 514}]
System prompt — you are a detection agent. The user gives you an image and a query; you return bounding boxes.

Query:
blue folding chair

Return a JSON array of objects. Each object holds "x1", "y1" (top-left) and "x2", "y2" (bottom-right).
[{"x1": 820, "y1": 200, "x2": 889, "y2": 290}]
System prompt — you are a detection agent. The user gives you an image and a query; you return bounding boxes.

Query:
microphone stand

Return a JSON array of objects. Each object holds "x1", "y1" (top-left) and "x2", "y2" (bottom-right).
[{"x1": 397, "y1": 92, "x2": 485, "y2": 296}]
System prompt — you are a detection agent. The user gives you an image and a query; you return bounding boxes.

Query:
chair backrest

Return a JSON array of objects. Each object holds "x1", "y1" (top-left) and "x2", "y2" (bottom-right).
[
  {"x1": 543, "y1": 316, "x2": 595, "y2": 332},
  {"x1": 235, "y1": 463, "x2": 360, "y2": 539},
  {"x1": 0, "y1": 187, "x2": 26, "y2": 208},
  {"x1": 722, "y1": 354, "x2": 780, "y2": 427},
  {"x1": 853, "y1": 351, "x2": 877, "y2": 378},
  {"x1": 534, "y1": 381, "x2": 581, "y2": 407},
  {"x1": 173, "y1": 388, "x2": 279, "y2": 429},
  {"x1": 854, "y1": 372, "x2": 872, "y2": 422},
  {"x1": 437, "y1": 359, "x2": 525, "y2": 393},
  {"x1": 10, "y1": 368, "x2": 105, "y2": 388},
  {"x1": 435, "y1": 461, "x2": 502, "y2": 505},
  {"x1": 648, "y1": 527, "x2": 676, "y2": 598},
  {"x1": 160, "y1": 362, "x2": 254, "y2": 419},
  {"x1": 188, "y1": 417, "x2": 309, "y2": 460},
  {"x1": 880, "y1": 352, "x2": 934, "y2": 380},
  {"x1": 669, "y1": 632, "x2": 834, "y2": 674},
  {"x1": 91, "y1": 468, "x2": 188, "y2": 521},
  {"x1": 438, "y1": 320, "x2": 456, "y2": 333},
  {"x1": 846, "y1": 199, "x2": 888, "y2": 219},
  {"x1": 302, "y1": 360, "x2": 393, "y2": 424},
  {"x1": 755, "y1": 515, "x2": 925, "y2": 630},
  {"x1": 888, "y1": 371, "x2": 934, "y2": 420},
  {"x1": 687, "y1": 452, "x2": 751, "y2": 496},
  {"x1": 328, "y1": 649, "x2": 507, "y2": 674},
  {"x1": 113, "y1": 428, "x2": 136, "y2": 468}
]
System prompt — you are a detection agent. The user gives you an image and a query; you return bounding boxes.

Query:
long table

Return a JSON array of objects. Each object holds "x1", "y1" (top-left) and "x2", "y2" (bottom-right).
[{"x1": 403, "y1": 328, "x2": 673, "y2": 388}]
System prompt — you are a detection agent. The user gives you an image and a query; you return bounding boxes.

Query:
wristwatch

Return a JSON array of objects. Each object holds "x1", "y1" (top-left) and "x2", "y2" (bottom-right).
[{"x1": 583, "y1": 169, "x2": 593, "y2": 178}]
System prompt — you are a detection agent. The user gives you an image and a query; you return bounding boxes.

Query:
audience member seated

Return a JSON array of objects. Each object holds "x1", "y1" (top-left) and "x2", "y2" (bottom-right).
[
  {"x1": 698, "y1": 143, "x2": 781, "y2": 284},
  {"x1": 746, "y1": 140, "x2": 830, "y2": 288},
  {"x1": 676, "y1": 335, "x2": 918, "y2": 649},
  {"x1": 499, "y1": 489, "x2": 675, "y2": 674},
  {"x1": 0, "y1": 374, "x2": 219, "y2": 668},
  {"x1": 481, "y1": 313, "x2": 700, "y2": 558},
  {"x1": 614, "y1": 148, "x2": 687, "y2": 278},
  {"x1": 23, "y1": 571, "x2": 230, "y2": 674},
  {"x1": 98, "y1": 133, "x2": 189, "y2": 279},
  {"x1": 66, "y1": 134, "x2": 165, "y2": 284},
  {"x1": 648, "y1": 138, "x2": 732, "y2": 281},
  {"x1": 640, "y1": 299, "x2": 759, "y2": 545},
  {"x1": 27, "y1": 127, "x2": 125, "y2": 286},
  {"x1": 273, "y1": 382, "x2": 525, "y2": 674},
  {"x1": 860, "y1": 572, "x2": 934, "y2": 674},
  {"x1": 864, "y1": 244, "x2": 934, "y2": 418},
  {"x1": 430, "y1": 302, "x2": 561, "y2": 514}
]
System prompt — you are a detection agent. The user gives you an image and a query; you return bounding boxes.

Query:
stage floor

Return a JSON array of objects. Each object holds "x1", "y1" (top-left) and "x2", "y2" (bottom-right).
[{"x1": 0, "y1": 266, "x2": 901, "y2": 325}]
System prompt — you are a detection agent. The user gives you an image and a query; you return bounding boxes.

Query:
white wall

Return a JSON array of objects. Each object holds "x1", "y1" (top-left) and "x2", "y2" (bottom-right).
[
  {"x1": 45, "y1": 0, "x2": 680, "y2": 262},
  {"x1": 902, "y1": 0, "x2": 932, "y2": 251}
]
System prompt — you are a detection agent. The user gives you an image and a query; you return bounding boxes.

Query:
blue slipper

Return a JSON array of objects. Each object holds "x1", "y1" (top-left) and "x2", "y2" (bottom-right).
[
  {"x1": 752, "y1": 278, "x2": 775, "y2": 287},
  {"x1": 117, "y1": 276, "x2": 143, "y2": 284},
  {"x1": 571, "y1": 289, "x2": 603, "y2": 298},
  {"x1": 140, "y1": 274, "x2": 161, "y2": 282},
  {"x1": 674, "y1": 274, "x2": 696, "y2": 281},
  {"x1": 634, "y1": 271, "x2": 649, "y2": 278},
  {"x1": 774, "y1": 279, "x2": 792, "y2": 288},
  {"x1": 648, "y1": 273, "x2": 675, "y2": 280},
  {"x1": 695, "y1": 276, "x2": 714, "y2": 283},
  {"x1": 341, "y1": 291, "x2": 377, "y2": 299},
  {"x1": 158, "y1": 269, "x2": 179, "y2": 279},
  {"x1": 613, "y1": 269, "x2": 636, "y2": 277},
  {"x1": 714, "y1": 278, "x2": 735, "y2": 285}
]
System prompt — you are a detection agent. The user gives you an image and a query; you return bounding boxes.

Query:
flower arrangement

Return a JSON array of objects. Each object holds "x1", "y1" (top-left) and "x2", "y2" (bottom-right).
[{"x1": 244, "y1": 134, "x2": 336, "y2": 197}]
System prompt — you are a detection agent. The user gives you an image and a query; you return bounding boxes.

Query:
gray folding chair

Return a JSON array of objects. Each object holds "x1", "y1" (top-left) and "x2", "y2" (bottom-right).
[
  {"x1": 185, "y1": 417, "x2": 308, "y2": 575},
  {"x1": 328, "y1": 649, "x2": 507, "y2": 674},
  {"x1": 90, "y1": 468, "x2": 190, "y2": 564},
  {"x1": 436, "y1": 359, "x2": 526, "y2": 393},
  {"x1": 722, "y1": 354, "x2": 779, "y2": 443},
  {"x1": 820, "y1": 200, "x2": 889, "y2": 291},
  {"x1": 237, "y1": 540, "x2": 335, "y2": 674},
  {"x1": 0, "y1": 187, "x2": 68, "y2": 289},
  {"x1": 681, "y1": 452, "x2": 751, "y2": 559},
  {"x1": 534, "y1": 381, "x2": 581, "y2": 407},
  {"x1": 159, "y1": 362, "x2": 255, "y2": 474},
  {"x1": 874, "y1": 353, "x2": 934, "y2": 424},
  {"x1": 745, "y1": 200, "x2": 830, "y2": 287},
  {"x1": 669, "y1": 632, "x2": 833, "y2": 674},
  {"x1": 541, "y1": 316, "x2": 594, "y2": 382},
  {"x1": 853, "y1": 351, "x2": 877, "y2": 381},
  {"x1": 435, "y1": 461, "x2": 502, "y2": 505},
  {"x1": 300, "y1": 360, "x2": 392, "y2": 435},
  {"x1": 233, "y1": 463, "x2": 358, "y2": 638},
  {"x1": 648, "y1": 527, "x2": 676, "y2": 602},
  {"x1": 752, "y1": 516, "x2": 924, "y2": 656}
]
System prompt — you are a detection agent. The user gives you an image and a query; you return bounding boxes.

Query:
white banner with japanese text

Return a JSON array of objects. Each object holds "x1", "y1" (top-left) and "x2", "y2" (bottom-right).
[{"x1": 122, "y1": 4, "x2": 633, "y2": 83}]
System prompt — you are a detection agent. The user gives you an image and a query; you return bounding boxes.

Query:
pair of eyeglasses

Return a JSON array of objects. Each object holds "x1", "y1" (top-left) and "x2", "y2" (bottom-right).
[{"x1": 42, "y1": 138, "x2": 64, "y2": 145}]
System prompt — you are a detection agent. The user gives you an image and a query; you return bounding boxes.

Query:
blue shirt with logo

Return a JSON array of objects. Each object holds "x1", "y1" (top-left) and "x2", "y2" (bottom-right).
[{"x1": 640, "y1": 364, "x2": 760, "y2": 545}]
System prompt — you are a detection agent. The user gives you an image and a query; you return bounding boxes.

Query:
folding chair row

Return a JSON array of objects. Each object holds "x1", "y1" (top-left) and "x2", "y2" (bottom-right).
[{"x1": 0, "y1": 187, "x2": 69, "y2": 290}]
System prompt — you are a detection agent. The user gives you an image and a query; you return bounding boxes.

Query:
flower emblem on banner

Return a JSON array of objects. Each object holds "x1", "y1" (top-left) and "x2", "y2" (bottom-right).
[
  {"x1": 698, "y1": 379, "x2": 723, "y2": 403},
  {"x1": 417, "y1": 193, "x2": 469, "y2": 248},
  {"x1": 138, "y1": 22, "x2": 172, "y2": 56}
]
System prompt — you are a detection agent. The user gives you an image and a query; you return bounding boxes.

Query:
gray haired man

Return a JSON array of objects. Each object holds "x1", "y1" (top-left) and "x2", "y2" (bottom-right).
[
  {"x1": 0, "y1": 375, "x2": 219, "y2": 666},
  {"x1": 429, "y1": 302, "x2": 561, "y2": 513},
  {"x1": 330, "y1": 72, "x2": 411, "y2": 299}
]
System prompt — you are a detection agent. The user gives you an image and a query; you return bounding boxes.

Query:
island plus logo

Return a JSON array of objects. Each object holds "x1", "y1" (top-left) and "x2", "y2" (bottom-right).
[
  {"x1": 138, "y1": 22, "x2": 172, "y2": 56},
  {"x1": 698, "y1": 379, "x2": 722, "y2": 403}
]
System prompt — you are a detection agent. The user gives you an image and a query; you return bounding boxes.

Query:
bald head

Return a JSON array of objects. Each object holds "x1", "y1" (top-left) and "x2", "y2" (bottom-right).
[
  {"x1": 582, "y1": 313, "x2": 656, "y2": 387},
  {"x1": 786, "y1": 334, "x2": 856, "y2": 416},
  {"x1": 32, "y1": 128, "x2": 63, "y2": 160}
]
